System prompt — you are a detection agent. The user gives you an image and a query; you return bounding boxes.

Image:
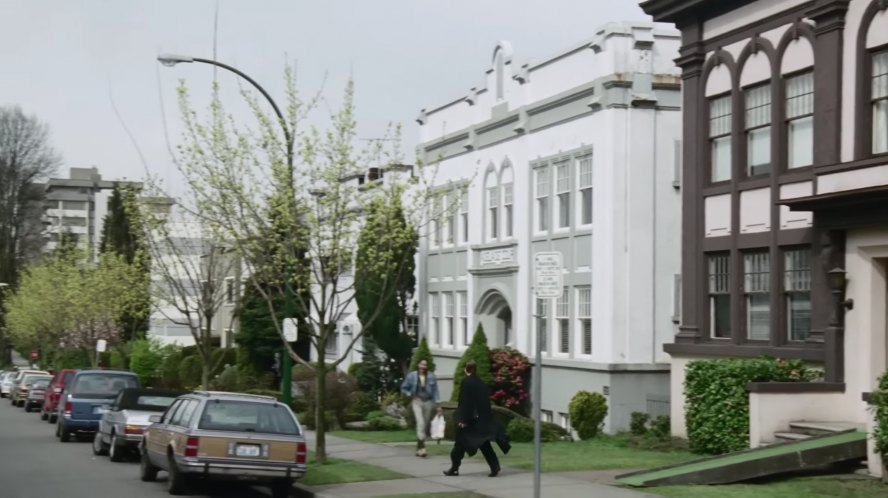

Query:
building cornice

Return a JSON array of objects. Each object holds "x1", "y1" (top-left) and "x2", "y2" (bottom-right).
[{"x1": 640, "y1": 0, "x2": 756, "y2": 23}]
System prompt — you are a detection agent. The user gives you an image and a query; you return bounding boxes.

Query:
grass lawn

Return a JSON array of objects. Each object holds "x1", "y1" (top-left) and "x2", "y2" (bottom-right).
[
  {"x1": 375, "y1": 493, "x2": 488, "y2": 498},
  {"x1": 302, "y1": 452, "x2": 406, "y2": 486},
  {"x1": 331, "y1": 429, "x2": 417, "y2": 443},
  {"x1": 648, "y1": 476, "x2": 886, "y2": 498}
]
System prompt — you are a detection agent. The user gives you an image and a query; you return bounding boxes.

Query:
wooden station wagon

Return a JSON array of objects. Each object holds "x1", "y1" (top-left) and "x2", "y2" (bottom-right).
[{"x1": 139, "y1": 391, "x2": 307, "y2": 497}]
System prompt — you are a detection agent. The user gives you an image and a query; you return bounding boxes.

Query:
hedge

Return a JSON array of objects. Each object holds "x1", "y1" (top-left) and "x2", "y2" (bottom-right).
[
  {"x1": 684, "y1": 357, "x2": 817, "y2": 455},
  {"x1": 871, "y1": 370, "x2": 888, "y2": 457}
]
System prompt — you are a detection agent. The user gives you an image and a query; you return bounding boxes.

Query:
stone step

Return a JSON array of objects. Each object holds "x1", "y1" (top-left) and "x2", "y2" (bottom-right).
[
  {"x1": 774, "y1": 431, "x2": 811, "y2": 442},
  {"x1": 788, "y1": 421, "x2": 865, "y2": 436}
]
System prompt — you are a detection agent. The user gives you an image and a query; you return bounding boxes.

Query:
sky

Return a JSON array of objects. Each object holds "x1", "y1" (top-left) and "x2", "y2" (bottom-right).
[{"x1": 0, "y1": 0, "x2": 651, "y2": 195}]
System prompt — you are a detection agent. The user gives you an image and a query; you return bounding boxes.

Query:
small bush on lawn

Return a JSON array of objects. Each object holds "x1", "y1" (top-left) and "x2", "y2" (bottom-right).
[
  {"x1": 870, "y1": 369, "x2": 888, "y2": 458},
  {"x1": 649, "y1": 415, "x2": 671, "y2": 441},
  {"x1": 367, "y1": 416, "x2": 403, "y2": 431},
  {"x1": 685, "y1": 357, "x2": 816, "y2": 455},
  {"x1": 506, "y1": 418, "x2": 570, "y2": 443},
  {"x1": 408, "y1": 337, "x2": 436, "y2": 373},
  {"x1": 303, "y1": 370, "x2": 357, "y2": 429},
  {"x1": 129, "y1": 338, "x2": 165, "y2": 386},
  {"x1": 450, "y1": 324, "x2": 493, "y2": 402},
  {"x1": 489, "y1": 347, "x2": 531, "y2": 416},
  {"x1": 348, "y1": 391, "x2": 380, "y2": 422},
  {"x1": 630, "y1": 412, "x2": 650, "y2": 436},
  {"x1": 568, "y1": 391, "x2": 608, "y2": 440},
  {"x1": 178, "y1": 355, "x2": 203, "y2": 388}
]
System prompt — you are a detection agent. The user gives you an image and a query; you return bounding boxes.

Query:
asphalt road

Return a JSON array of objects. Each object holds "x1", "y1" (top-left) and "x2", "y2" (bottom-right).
[{"x1": 0, "y1": 399, "x2": 275, "y2": 498}]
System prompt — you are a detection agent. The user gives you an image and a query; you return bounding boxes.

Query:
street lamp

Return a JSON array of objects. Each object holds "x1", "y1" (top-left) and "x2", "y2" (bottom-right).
[{"x1": 158, "y1": 53, "x2": 296, "y2": 405}]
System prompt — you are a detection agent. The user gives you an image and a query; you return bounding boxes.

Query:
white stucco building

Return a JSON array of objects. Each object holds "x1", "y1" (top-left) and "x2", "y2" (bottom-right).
[{"x1": 415, "y1": 21, "x2": 683, "y2": 432}]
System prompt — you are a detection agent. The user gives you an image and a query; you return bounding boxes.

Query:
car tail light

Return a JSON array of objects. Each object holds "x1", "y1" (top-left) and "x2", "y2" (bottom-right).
[
  {"x1": 53, "y1": 388, "x2": 62, "y2": 394},
  {"x1": 124, "y1": 425, "x2": 144, "y2": 435},
  {"x1": 64, "y1": 401, "x2": 72, "y2": 416},
  {"x1": 295, "y1": 442, "x2": 307, "y2": 464},
  {"x1": 184, "y1": 436, "x2": 200, "y2": 458}
]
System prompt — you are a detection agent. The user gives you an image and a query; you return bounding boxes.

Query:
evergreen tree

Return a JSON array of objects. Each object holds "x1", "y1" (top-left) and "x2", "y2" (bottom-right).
[
  {"x1": 235, "y1": 285, "x2": 284, "y2": 381},
  {"x1": 408, "y1": 336, "x2": 436, "y2": 373},
  {"x1": 451, "y1": 323, "x2": 493, "y2": 401},
  {"x1": 355, "y1": 192, "x2": 418, "y2": 374}
]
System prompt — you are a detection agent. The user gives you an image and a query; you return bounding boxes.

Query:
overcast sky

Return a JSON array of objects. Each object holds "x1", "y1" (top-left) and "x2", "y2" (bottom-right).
[{"x1": 0, "y1": 0, "x2": 650, "y2": 191}]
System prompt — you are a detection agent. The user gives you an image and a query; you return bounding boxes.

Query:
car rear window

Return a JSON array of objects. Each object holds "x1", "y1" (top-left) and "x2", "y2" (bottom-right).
[
  {"x1": 198, "y1": 400, "x2": 300, "y2": 435},
  {"x1": 32, "y1": 379, "x2": 50, "y2": 389},
  {"x1": 136, "y1": 395, "x2": 177, "y2": 411},
  {"x1": 62, "y1": 371, "x2": 75, "y2": 385},
  {"x1": 72, "y1": 374, "x2": 139, "y2": 397}
]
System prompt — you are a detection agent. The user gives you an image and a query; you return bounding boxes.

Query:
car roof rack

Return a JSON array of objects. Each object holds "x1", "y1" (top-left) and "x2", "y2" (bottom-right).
[{"x1": 191, "y1": 390, "x2": 278, "y2": 401}]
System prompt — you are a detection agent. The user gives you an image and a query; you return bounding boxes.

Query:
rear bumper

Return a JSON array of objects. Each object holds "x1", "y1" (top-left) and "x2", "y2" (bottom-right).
[
  {"x1": 118, "y1": 434, "x2": 144, "y2": 446},
  {"x1": 63, "y1": 418, "x2": 99, "y2": 431},
  {"x1": 177, "y1": 458, "x2": 306, "y2": 480}
]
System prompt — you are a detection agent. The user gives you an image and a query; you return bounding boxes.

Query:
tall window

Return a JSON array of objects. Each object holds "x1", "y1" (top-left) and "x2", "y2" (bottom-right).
[
  {"x1": 487, "y1": 186, "x2": 499, "y2": 240},
  {"x1": 873, "y1": 49, "x2": 888, "y2": 154},
  {"x1": 557, "y1": 287, "x2": 570, "y2": 353},
  {"x1": 710, "y1": 95, "x2": 732, "y2": 182},
  {"x1": 458, "y1": 291, "x2": 468, "y2": 346},
  {"x1": 578, "y1": 154, "x2": 593, "y2": 226},
  {"x1": 536, "y1": 298, "x2": 548, "y2": 353},
  {"x1": 786, "y1": 72, "x2": 813, "y2": 168},
  {"x1": 503, "y1": 182, "x2": 513, "y2": 238},
  {"x1": 784, "y1": 248, "x2": 811, "y2": 341},
  {"x1": 430, "y1": 293, "x2": 440, "y2": 345},
  {"x1": 577, "y1": 286, "x2": 592, "y2": 355},
  {"x1": 708, "y1": 254, "x2": 731, "y2": 338},
  {"x1": 225, "y1": 277, "x2": 235, "y2": 304},
  {"x1": 459, "y1": 188, "x2": 469, "y2": 244},
  {"x1": 445, "y1": 191, "x2": 456, "y2": 245},
  {"x1": 430, "y1": 198, "x2": 440, "y2": 248},
  {"x1": 535, "y1": 167, "x2": 550, "y2": 232},
  {"x1": 744, "y1": 251, "x2": 771, "y2": 340},
  {"x1": 556, "y1": 161, "x2": 570, "y2": 229},
  {"x1": 444, "y1": 292, "x2": 454, "y2": 346},
  {"x1": 745, "y1": 84, "x2": 771, "y2": 176}
]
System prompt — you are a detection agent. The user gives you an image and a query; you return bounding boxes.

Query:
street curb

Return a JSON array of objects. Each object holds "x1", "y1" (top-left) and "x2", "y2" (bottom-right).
[{"x1": 290, "y1": 481, "x2": 316, "y2": 498}]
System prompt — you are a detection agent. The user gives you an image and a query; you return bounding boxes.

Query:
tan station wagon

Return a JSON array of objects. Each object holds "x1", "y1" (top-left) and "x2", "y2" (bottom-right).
[{"x1": 139, "y1": 391, "x2": 307, "y2": 497}]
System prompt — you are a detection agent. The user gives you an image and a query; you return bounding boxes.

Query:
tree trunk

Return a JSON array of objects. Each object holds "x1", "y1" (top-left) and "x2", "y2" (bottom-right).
[
  {"x1": 315, "y1": 346, "x2": 328, "y2": 464},
  {"x1": 201, "y1": 361, "x2": 210, "y2": 390}
]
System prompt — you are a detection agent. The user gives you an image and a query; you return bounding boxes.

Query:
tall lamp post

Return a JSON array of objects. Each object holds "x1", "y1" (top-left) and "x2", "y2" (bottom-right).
[{"x1": 157, "y1": 54, "x2": 296, "y2": 405}]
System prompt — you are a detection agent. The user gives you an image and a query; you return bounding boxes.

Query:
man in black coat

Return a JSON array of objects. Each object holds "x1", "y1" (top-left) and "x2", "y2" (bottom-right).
[{"x1": 443, "y1": 360, "x2": 510, "y2": 477}]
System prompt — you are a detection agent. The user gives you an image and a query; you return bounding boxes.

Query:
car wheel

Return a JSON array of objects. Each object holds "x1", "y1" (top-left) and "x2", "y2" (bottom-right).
[
  {"x1": 166, "y1": 452, "x2": 189, "y2": 495},
  {"x1": 270, "y1": 479, "x2": 293, "y2": 498},
  {"x1": 92, "y1": 431, "x2": 108, "y2": 456},
  {"x1": 59, "y1": 422, "x2": 71, "y2": 443},
  {"x1": 139, "y1": 449, "x2": 159, "y2": 482},
  {"x1": 24, "y1": 404, "x2": 32, "y2": 412},
  {"x1": 109, "y1": 433, "x2": 124, "y2": 462},
  {"x1": 40, "y1": 411, "x2": 48, "y2": 421},
  {"x1": 48, "y1": 413, "x2": 57, "y2": 424}
]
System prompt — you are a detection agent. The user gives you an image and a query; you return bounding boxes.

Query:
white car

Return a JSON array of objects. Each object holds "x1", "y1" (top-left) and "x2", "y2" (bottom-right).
[
  {"x1": 3, "y1": 370, "x2": 49, "y2": 398},
  {"x1": 0, "y1": 371, "x2": 17, "y2": 397}
]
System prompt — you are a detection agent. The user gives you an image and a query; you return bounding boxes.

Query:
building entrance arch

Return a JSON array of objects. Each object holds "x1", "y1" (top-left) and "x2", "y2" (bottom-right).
[{"x1": 475, "y1": 288, "x2": 513, "y2": 347}]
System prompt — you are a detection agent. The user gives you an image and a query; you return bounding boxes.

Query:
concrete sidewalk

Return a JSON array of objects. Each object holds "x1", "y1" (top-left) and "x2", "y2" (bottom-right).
[{"x1": 300, "y1": 432, "x2": 660, "y2": 498}]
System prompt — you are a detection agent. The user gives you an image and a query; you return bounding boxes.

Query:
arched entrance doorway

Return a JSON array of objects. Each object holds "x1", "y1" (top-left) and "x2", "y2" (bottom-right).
[{"x1": 475, "y1": 289, "x2": 513, "y2": 347}]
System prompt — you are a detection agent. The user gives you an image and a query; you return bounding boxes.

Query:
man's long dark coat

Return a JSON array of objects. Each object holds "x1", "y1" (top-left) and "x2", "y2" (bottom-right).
[{"x1": 454, "y1": 374, "x2": 511, "y2": 456}]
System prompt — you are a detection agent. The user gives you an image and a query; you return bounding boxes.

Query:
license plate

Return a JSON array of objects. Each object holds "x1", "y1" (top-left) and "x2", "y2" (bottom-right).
[{"x1": 235, "y1": 444, "x2": 261, "y2": 457}]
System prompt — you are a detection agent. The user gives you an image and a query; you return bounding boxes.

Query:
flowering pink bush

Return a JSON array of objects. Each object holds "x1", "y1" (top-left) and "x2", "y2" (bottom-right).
[{"x1": 489, "y1": 347, "x2": 531, "y2": 415}]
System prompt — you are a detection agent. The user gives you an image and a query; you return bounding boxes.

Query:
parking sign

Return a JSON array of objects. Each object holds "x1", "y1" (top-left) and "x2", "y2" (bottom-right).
[{"x1": 533, "y1": 252, "x2": 563, "y2": 298}]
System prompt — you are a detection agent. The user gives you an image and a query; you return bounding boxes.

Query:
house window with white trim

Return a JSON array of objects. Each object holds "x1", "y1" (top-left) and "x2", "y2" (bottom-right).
[
  {"x1": 487, "y1": 186, "x2": 499, "y2": 240},
  {"x1": 445, "y1": 191, "x2": 456, "y2": 245},
  {"x1": 459, "y1": 188, "x2": 469, "y2": 244},
  {"x1": 784, "y1": 248, "x2": 811, "y2": 342},
  {"x1": 744, "y1": 251, "x2": 771, "y2": 341},
  {"x1": 444, "y1": 292, "x2": 454, "y2": 347},
  {"x1": 459, "y1": 291, "x2": 468, "y2": 347},
  {"x1": 225, "y1": 277, "x2": 235, "y2": 304},
  {"x1": 557, "y1": 287, "x2": 569, "y2": 354},
  {"x1": 503, "y1": 182, "x2": 513, "y2": 238},
  {"x1": 873, "y1": 49, "x2": 888, "y2": 154},
  {"x1": 430, "y1": 293, "x2": 440, "y2": 345},
  {"x1": 577, "y1": 286, "x2": 592, "y2": 355},
  {"x1": 535, "y1": 166, "x2": 550, "y2": 232},
  {"x1": 710, "y1": 95, "x2": 732, "y2": 182},
  {"x1": 536, "y1": 298, "x2": 549, "y2": 353},
  {"x1": 430, "y1": 198, "x2": 440, "y2": 248},
  {"x1": 556, "y1": 161, "x2": 570, "y2": 229},
  {"x1": 577, "y1": 154, "x2": 593, "y2": 226},
  {"x1": 708, "y1": 254, "x2": 731, "y2": 339},
  {"x1": 745, "y1": 83, "x2": 771, "y2": 176},
  {"x1": 786, "y1": 72, "x2": 813, "y2": 168}
]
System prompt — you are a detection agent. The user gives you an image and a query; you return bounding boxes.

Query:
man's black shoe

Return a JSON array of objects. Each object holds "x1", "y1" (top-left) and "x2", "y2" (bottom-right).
[
  {"x1": 488, "y1": 467, "x2": 500, "y2": 477},
  {"x1": 443, "y1": 469, "x2": 459, "y2": 476}
]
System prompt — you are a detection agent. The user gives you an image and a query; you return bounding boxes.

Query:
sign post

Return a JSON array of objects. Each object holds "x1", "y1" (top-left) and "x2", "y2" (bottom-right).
[
  {"x1": 95, "y1": 339, "x2": 107, "y2": 368},
  {"x1": 281, "y1": 318, "x2": 298, "y2": 405},
  {"x1": 532, "y1": 252, "x2": 563, "y2": 498}
]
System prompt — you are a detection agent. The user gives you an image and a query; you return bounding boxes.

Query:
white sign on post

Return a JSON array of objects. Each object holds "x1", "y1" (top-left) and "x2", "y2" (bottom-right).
[
  {"x1": 282, "y1": 318, "x2": 298, "y2": 342},
  {"x1": 95, "y1": 339, "x2": 107, "y2": 353},
  {"x1": 533, "y1": 252, "x2": 563, "y2": 298}
]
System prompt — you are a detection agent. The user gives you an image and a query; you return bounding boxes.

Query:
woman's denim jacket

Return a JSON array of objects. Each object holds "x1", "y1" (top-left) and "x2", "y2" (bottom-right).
[{"x1": 400, "y1": 371, "x2": 439, "y2": 403}]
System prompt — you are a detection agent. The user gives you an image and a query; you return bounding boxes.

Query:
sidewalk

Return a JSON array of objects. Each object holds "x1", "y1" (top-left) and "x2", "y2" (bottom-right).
[{"x1": 300, "y1": 432, "x2": 661, "y2": 498}]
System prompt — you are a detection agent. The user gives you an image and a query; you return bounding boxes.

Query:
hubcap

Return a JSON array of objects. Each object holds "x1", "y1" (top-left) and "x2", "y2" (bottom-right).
[{"x1": 110, "y1": 436, "x2": 116, "y2": 458}]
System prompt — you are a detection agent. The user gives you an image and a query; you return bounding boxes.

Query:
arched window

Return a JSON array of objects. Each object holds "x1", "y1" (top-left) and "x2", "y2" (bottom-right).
[
  {"x1": 484, "y1": 166, "x2": 499, "y2": 241},
  {"x1": 703, "y1": 51, "x2": 737, "y2": 183},
  {"x1": 856, "y1": 0, "x2": 888, "y2": 157},
  {"x1": 778, "y1": 25, "x2": 815, "y2": 169},
  {"x1": 500, "y1": 163, "x2": 514, "y2": 238},
  {"x1": 738, "y1": 39, "x2": 775, "y2": 177},
  {"x1": 495, "y1": 50, "x2": 505, "y2": 101}
]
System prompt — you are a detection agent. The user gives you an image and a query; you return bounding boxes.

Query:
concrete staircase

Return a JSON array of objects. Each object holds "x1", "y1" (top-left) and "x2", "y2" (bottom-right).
[{"x1": 773, "y1": 421, "x2": 866, "y2": 443}]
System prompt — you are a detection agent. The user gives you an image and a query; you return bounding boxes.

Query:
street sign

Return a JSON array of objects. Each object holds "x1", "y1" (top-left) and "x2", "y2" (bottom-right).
[
  {"x1": 95, "y1": 339, "x2": 107, "y2": 353},
  {"x1": 282, "y1": 318, "x2": 298, "y2": 342},
  {"x1": 533, "y1": 252, "x2": 563, "y2": 298}
]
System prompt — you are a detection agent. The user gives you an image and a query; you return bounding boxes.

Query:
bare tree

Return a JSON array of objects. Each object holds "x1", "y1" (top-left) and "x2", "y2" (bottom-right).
[{"x1": 0, "y1": 106, "x2": 61, "y2": 363}]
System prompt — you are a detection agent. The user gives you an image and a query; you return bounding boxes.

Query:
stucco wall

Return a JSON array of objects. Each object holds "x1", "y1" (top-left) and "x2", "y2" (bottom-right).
[{"x1": 748, "y1": 392, "x2": 853, "y2": 448}]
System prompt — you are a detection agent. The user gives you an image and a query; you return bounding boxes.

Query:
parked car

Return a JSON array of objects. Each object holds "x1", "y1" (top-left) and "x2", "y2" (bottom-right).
[
  {"x1": 93, "y1": 388, "x2": 184, "y2": 462},
  {"x1": 140, "y1": 391, "x2": 307, "y2": 498},
  {"x1": 10, "y1": 371, "x2": 51, "y2": 407},
  {"x1": 42, "y1": 369, "x2": 78, "y2": 423},
  {"x1": 0, "y1": 371, "x2": 16, "y2": 397},
  {"x1": 56, "y1": 370, "x2": 140, "y2": 442},
  {"x1": 25, "y1": 378, "x2": 52, "y2": 412}
]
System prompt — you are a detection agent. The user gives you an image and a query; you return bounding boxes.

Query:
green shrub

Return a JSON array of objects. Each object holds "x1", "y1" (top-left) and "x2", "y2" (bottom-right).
[
  {"x1": 870, "y1": 370, "x2": 888, "y2": 457},
  {"x1": 489, "y1": 347, "x2": 530, "y2": 415},
  {"x1": 290, "y1": 395, "x2": 308, "y2": 414},
  {"x1": 52, "y1": 348, "x2": 92, "y2": 369},
  {"x1": 210, "y1": 348, "x2": 238, "y2": 375},
  {"x1": 365, "y1": 410, "x2": 385, "y2": 421},
  {"x1": 130, "y1": 339, "x2": 164, "y2": 386},
  {"x1": 302, "y1": 369, "x2": 357, "y2": 428},
  {"x1": 685, "y1": 357, "x2": 816, "y2": 455},
  {"x1": 451, "y1": 324, "x2": 492, "y2": 402},
  {"x1": 367, "y1": 416, "x2": 403, "y2": 431},
  {"x1": 649, "y1": 415, "x2": 671, "y2": 441},
  {"x1": 244, "y1": 388, "x2": 284, "y2": 399},
  {"x1": 348, "y1": 391, "x2": 380, "y2": 422},
  {"x1": 409, "y1": 337, "x2": 436, "y2": 372},
  {"x1": 347, "y1": 362, "x2": 362, "y2": 377},
  {"x1": 178, "y1": 355, "x2": 203, "y2": 388},
  {"x1": 505, "y1": 418, "x2": 570, "y2": 443},
  {"x1": 568, "y1": 391, "x2": 608, "y2": 440},
  {"x1": 109, "y1": 350, "x2": 126, "y2": 369},
  {"x1": 159, "y1": 348, "x2": 183, "y2": 388},
  {"x1": 630, "y1": 412, "x2": 650, "y2": 436}
]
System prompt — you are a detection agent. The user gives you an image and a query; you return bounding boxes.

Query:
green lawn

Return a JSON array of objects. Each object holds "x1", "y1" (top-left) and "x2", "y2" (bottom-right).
[
  {"x1": 331, "y1": 429, "x2": 418, "y2": 443},
  {"x1": 375, "y1": 493, "x2": 488, "y2": 498},
  {"x1": 649, "y1": 476, "x2": 886, "y2": 498},
  {"x1": 302, "y1": 453, "x2": 406, "y2": 486}
]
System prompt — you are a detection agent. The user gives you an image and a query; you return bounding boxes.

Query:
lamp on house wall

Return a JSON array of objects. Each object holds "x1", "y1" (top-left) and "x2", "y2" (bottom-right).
[{"x1": 827, "y1": 267, "x2": 854, "y2": 312}]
